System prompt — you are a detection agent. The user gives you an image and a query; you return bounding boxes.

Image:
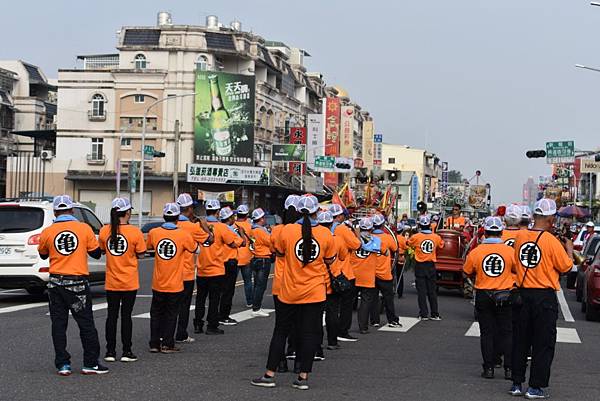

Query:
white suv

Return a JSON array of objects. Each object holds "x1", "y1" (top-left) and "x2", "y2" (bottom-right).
[{"x1": 0, "y1": 200, "x2": 106, "y2": 294}]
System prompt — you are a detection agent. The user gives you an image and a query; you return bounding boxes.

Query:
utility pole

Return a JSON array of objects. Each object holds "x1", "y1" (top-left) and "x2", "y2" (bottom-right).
[{"x1": 173, "y1": 119, "x2": 180, "y2": 199}]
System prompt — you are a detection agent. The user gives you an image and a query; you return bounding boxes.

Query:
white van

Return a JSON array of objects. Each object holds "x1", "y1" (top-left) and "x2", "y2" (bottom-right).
[{"x1": 0, "y1": 200, "x2": 106, "y2": 294}]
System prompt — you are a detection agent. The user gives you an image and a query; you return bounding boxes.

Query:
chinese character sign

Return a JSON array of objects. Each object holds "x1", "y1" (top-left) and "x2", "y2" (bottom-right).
[
  {"x1": 187, "y1": 164, "x2": 269, "y2": 185},
  {"x1": 324, "y1": 97, "x2": 340, "y2": 187},
  {"x1": 288, "y1": 127, "x2": 307, "y2": 174},
  {"x1": 362, "y1": 120, "x2": 374, "y2": 169},
  {"x1": 307, "y1": 114, "x2": 324, "y2": 166},
  {"x1": 339, "y1": 106, "x2": 354, "y2": 158},
  {"x1": 194, "y1": 71, "x2": 255, "y2": 165}
]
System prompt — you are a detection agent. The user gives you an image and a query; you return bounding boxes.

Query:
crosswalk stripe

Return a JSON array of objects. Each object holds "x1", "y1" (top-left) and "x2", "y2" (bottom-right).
[
  {"x1": 45, "y1": 302, "x2": 109, "y2": 316},
  {"x1": 133, "y1": 307, "x2": 275, "y2": 320},
  {"x1": 0, "y1": 302, "x2": 48, "y2": 314},
  {"x1": 464, "y1": 322, "x2": 581, "y2": 344},
  {"x1": 377, "y1": 316, "x2": 421, "y2": 333},
  {"x1": 557, "y1": 289, "x2": 575, "y2": 322}
]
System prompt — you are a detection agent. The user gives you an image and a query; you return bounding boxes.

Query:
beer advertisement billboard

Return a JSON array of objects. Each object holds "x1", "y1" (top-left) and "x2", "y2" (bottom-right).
[
  {"x1": 362, "y1": 120, "x2": 374, "y2": 169},
  {"x1": 339, "y1": 105, "x2": 354, "y2": 158},
  {"x1": 194, "y1": 71, "x2": 255, "y2": 165},
  {"x1": 272, "y1": 144, "x2": 306, "y2": 162},
  {"x1": 324, "y1": 97, "x2": 340, "y2": 187}
]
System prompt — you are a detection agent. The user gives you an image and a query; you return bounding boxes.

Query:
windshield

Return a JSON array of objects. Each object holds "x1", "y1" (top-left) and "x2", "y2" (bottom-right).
[
  {"x1": 0, "y1": 206, "x2": 45, "y2": 233},
  {"x1": 585, "y1": 237, "x2": 600, "y2": 257}
]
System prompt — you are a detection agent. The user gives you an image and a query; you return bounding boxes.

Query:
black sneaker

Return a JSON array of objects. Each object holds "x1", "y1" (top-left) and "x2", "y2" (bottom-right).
[
  {"x1": 120, "y1": 351, "x2": 138, "y2": 362},
  {"x1": 313, "y1": 350, "x2": 325, "y2": 361},
  {"x1": 481, "y1": 367, "x2": 494, "y2": 379},
  {"x1": 193, "y1": 321, "x2": 203, "y2": 334},
  {"x1": 504, "y1": 368, "x2": 512, "y2": 381},
  {"x1": 205, "y1": 328, "x2": 225, "y2": 335},
  {"x1": 292, "y1": 377, "x2": 309, "y2": 390},
  {"x1": 104, "y1": 352, "x2": 116, "y2": 362},
  {"x1": 430, "y1": 315, "x2": 442, "y2": 321},
  {"x1": 326, "y1": 344, "x2": 341, "y2": 350},
  {"x1": 251, "y1": 375, "x2": 276, "y2": 388},
  {"x1": 387, "y1": 321, "x2": 403, "y2": 328},
  {"x1": 337, "y1": 334, "x2": 358, "y2": 342},
  {"x1": 81, "y1": 364, "x2": 110, "y2": 375},
  {"x1": 219, "y1": 318, "x2": 238, "y2": 326}
]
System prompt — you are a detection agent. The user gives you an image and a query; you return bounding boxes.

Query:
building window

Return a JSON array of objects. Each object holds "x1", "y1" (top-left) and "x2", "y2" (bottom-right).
[
  {"x1": 91, "y1": 138, "x2": 104, "y2": 160},
  {"x1": 134, "y1": 94, "x2": 145, "y2": 103},
  {"x1": 134, "y1": 54, "x2": 147, "y2": 69},
  {"x1": 120, "y1": 138, "x2": 131, "y2": 148},
  {"x1": 195, "y1": 55, "x2": 208, "y2": 71},
  {"x1": 388, "y1": 157, "x2": 396, "y2": 164},
  {"x1": 91, "y1": 94, "x2": 105, "y2": 117}
]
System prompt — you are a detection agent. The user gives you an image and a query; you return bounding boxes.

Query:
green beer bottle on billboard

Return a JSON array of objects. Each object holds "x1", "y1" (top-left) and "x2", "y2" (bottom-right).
[{"x1": 208, "y1": 75, "x2": 232, "y2": 157}]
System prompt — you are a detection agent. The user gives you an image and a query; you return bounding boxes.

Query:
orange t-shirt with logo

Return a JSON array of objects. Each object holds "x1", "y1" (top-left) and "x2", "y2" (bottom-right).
[
  {"x1": 252, "y1": 225, "x2": 273, "y2": 258},
  {"x1": 351, "y1": 241, "x2": 379, "y2": 288},
  {"x1": 222, "y1": 223, "x2": 243, "y2": 263},
  {"x1": 397, "y1": 234, "x2": 408, "y2": 253},
  {"x1": 463, "y1": 242, "x2": 516, "y2": 290},
  {"x1": 408, "y1": 232, "x2": 444, "y2": 262},
  {"x1": 147, "y1": 226, "x2": 197, "y2": 292},
  {"x1": 373, "y1": 231, "x2": 398, "y2": 281},
  {"x1": 334, "y1": 223, "x2": 361, "y2": 280},
  {"x1": 501, "y1": 228, "x2": 522, "y2": 248},
  {"x1": 274, "y1": 222, "x2": 336, "y2": 304},
  {"x1": 513, "y1": 230, "x2": 572, "y2": 290},
  {"x1": 445, "y1": 215, "x2": 466, "y2": 230},
  {"x1": 99, "y1": 224, "x2": 146, "y2": 291},
  {"x1": 177, "y1": 220, "x2": 209, "y2": 281},
  {"x1": 38, "y1": 220, "x2": 99, "y2": 276},
  {"x1": 271, "y1": 224, "x2": 285, "y2": 296},
  {"x1": 198, "y1": 219, "x2": 242, "y2": 277},
  {"x1": 236, "y1": 219, "x2": 253, "y2": 266}
]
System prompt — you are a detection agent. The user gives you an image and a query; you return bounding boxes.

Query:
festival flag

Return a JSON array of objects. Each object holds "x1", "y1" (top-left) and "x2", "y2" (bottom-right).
[
  {"x1": 364, "y1": 177, "x2": 372, "y2": 207},
  {"x1": 380, "y1": 185, "x2": 392, "y2": 210},
  {"x1": 332, "y1": 184, "x2": 347, "y2": 209}
]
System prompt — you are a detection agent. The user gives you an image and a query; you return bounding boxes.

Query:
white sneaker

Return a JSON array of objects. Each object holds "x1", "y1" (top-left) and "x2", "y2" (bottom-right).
[
  {"x1": 176, "y1": 336, "x2": 195, "y2": 343},
  {"x1": 252, "y1": 310, "x2": 270, "y2": 317}
]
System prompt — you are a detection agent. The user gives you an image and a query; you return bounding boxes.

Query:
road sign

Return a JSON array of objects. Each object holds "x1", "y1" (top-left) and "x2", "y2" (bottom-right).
[
  {"x1": 144, "y1": 145, "x2": 154, "y2": 155},
  {"x1": 314, "y1": 155, "x2": 335, "y2": 170},
  {"x1": 580, "y1": 158, "x2": 600, "y2": 173},
  {"x1": 546, "y1": 141, "x2": 574, "y2": 164}
]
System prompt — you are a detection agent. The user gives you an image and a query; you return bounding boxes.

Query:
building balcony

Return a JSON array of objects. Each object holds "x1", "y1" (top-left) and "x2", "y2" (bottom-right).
[
  {"x1": 86, "y1": 153, "x2": 106, "y2": 165},
  {"x1": 87, "y1": 111, "x2": 106, "y2": 121}
]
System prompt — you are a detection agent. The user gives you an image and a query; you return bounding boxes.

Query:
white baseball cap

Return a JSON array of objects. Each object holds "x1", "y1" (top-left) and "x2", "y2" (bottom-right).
[
  {"x1": 419, "y1": 215, "x2": 431, "y2": 226},
  {"x1": 372, "y1": 214, "x2": 386, "y2": 226},
  {"x1": 484, "y1": 216, "x2": 504, "y2": 232},
  {"x1": 236, "y1": 204, "x2": 249, "y2": 215},
  {"x1": 53, "y1": 195, "x2": 75, "y2": 211},
  {"x1": 163, "y1": 202, "x2": 180, "y2": 216},
  {"x1": 176, "y1": 193, "x2": 194, "y2": 208},
  {"x1": 284, "y1": 194, "x2": 300, "y2": 210},
  {"x1": 219, "y1": 206, "x2": 234, "y2": 220},
  {"x1": 317, "y1": 210, "x2": 334, "y2": 224},
  {"x1": 251, "y1": 208, "x2": 265, "y2": 221},
  {"x1": 111, "y1": 197, "x2": 132, "y2": 212},
  {"x1": 396, "y1": 222, "x2": 405, "y2": 232},
  {"x1": 297, "y1": 194, "x2": 319, "y2": 214},
  {"x1": 505, "y1": 204, "x2": 522, "y2": 220},
  {"x1": 359, "y1": 217, "x2": 374, "y2": 231},
  {"x1": 534, "y1": 198, "x2": 557, "y2": 216},
  {"x1": 521, "y1": 205, "x2": 532, "y2": 219},
  {"x1": 205, "y1": 199, "x2": 221, "y2": 211},
  {"x1": 329, "y1": 204, "x2": 344, "y2": 217},
  {"x1": 586, "y1": 221, "x2": 595, "y2": 227}
]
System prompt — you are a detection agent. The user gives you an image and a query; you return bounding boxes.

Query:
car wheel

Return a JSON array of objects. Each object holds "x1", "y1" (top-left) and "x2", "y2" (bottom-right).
[
  {"x1": 26, "y1": 287, "x2": 46, "y2": 295},
  {"x1": 585, "y1": 300, "x2": 600, "y2": 321},
  {"x1": 461, "y1": 278, "x2": 474, "y2": 299}
]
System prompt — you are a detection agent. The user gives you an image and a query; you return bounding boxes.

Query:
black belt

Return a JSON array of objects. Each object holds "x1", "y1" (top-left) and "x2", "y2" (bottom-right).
[{"x1": 50, "y1": 274, "x2": 88, "y2": 280}]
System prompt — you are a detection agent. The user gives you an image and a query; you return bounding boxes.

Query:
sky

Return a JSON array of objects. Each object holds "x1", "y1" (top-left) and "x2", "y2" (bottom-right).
[{"x1": 3, "y1": 0, "x2": 600, "y2": 203}]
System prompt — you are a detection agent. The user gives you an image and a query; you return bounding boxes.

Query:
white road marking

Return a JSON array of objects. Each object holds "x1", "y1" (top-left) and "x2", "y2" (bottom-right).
[
  {"x1": 557, "y1": 289, "x2": 575, "y2": 322},
  {"x1": 45, "y1": 302, "x2": 108, "y2": 316},
  {"x1": 0, "y1": 289, "x2": 26, "y2": 295},
  {"x1": 465, "y1": 322, "x2": 581, "y2": 344},
  {"x1": 0, "y1": 302, "x2": 48, "y2": 314},
  {"x1": 133, "y1": 306, "x2": 274, "y2": 321},
  {"x1": 378, "y1": 317, "x2": 421, "y2": 333}
]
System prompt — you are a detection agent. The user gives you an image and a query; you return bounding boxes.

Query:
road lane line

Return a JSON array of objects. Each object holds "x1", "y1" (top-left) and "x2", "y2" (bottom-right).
[
  {"x1": 0, "y1": 289, "x2": 26, "y2": 295},
  {"x1": 557, "y1": 289, "x2": 575, "y2": 322},
  {"x1": 45, "y1": 302, "x2": 109, "y2": 316},
  {"x1": 0, "y1": 302, "x2": 48, "y2": 314},
  {"x1": 464, "y1": 322, "x2": 581, "y2": 344}
]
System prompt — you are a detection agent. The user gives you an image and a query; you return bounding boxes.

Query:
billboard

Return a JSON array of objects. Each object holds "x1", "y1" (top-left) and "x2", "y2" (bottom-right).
[
  {"x1": 288, "y1": 127, "x2": 306, "y2": 174},
  {"x1": 373, "y1": 133, "x2": 383, "y2": 167},
  {"x1": 362, "y1": 120, "x2": 374, "y2": 169},
  {"x1": 580, "y1": 158, "x2": 600, "y2": 173},
  {"x1": 307, "y1": 114, "x2": 324, "y2": 166},
  {"x1": 187, "y1": 164, "x2": 269, "y2": 185},
  {"x1": 193, "y1": 71, "x2": 255, "y2": 165},
  {"x1": 324, "y1": 97, "x2": 340, "y2": 187},
  {"x1": 339, "y1": 105, "x2": 354, "y2": 158},
  {"x1": 468, "y1": 185, "x2": 487, "y2": 209},
  {"x1": 272, "y1": 144, "x2": 306, "y2": 162}
]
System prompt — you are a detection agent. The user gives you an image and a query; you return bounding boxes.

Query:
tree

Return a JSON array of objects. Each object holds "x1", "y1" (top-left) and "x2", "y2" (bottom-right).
[{"x1": 448, "y1": 170, "x2": 463, "y2": 183}]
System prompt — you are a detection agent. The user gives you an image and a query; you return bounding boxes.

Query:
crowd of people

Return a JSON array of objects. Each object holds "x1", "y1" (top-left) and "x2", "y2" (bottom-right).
[{"x1": 37, "y1": 192, "x2": 573, "y2": 397}]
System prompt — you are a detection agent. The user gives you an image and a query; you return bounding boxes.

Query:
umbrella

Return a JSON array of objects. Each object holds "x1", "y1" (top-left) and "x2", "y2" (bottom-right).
[{"x1": 557, "y1": 205, "x2": 591, "y2": 219}]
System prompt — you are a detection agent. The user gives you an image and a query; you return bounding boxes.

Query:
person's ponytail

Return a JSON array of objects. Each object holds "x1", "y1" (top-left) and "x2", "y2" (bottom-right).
[
  {"x1": 110, "y1": 208, "x2": 119, "y2": 248},
  {"x1": 301, "y1": 210, "x2": 312, "y2": 266}
]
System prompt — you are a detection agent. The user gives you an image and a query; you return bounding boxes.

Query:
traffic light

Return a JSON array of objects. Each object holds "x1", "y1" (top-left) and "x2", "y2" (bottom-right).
[
  {"x1": 153, "y1": 151, "x2": 166, "y2": 158},
  {"x1": 526, "y1": 150, "x2": 546, "y2": 158}
]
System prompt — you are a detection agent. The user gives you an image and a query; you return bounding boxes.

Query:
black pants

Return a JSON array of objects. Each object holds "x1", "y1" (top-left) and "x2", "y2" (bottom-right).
[
  {"x1": 194, "y1": 275, "x2": 225, "y2": 330},
  {"x1": 266, "y1": 298, "x2": 324, "y2": 373},
  {"x1": 357, "y1": 287, "x2": 378, "y2": 331},
  {"x1": 512, "y1": 289, "x2": 558, "y2": 388},
  {"x1": 48, "y1": 282, "x2": 100, "y2": 369},
  {"x1": 475, "y1": 291, "x2": 512, "y2": 369},
  {"x1": 338, "y1": 280, "x2": 356, "y2": 336},
  {"x1": 325, "y1": 292, "x2": 341, "y2": 346},
  {"x1": 105, "y1": 289, "x2": 137, "y2": 354},
  {"x1": 175, "y1": 280, "x2": 195, "y2": 341},
  {"x1": 219, "y1": 260, "x2": 239, "y2": 320},
  {"x1": 370, "y1": 278, "x2": 399, "y2": 324},
  {"x1": 415, "y1": 262, "x2": 438, "y2": 317},
  {"x1": 150, "y1": 290, "x2": 181, "y2": 349}
]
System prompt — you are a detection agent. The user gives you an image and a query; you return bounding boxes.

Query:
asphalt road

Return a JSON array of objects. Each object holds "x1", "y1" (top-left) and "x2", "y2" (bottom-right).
[{"x1": 1, "y1": 261, "x2": 599, "y2": 401}]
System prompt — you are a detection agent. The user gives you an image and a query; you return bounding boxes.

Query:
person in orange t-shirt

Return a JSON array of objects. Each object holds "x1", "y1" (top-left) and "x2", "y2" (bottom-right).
[
  {"x1": 395, "y1": 223, "x2": 410, "y2": 298},
  {"x1": 38, "y1": 195, "x2": 105, "y2": 375},
  {"x1": 146, "y1": 203, "x2": 197, "y2": 353},
  {"x1": 407, "y1": 215, "x2": 444, "y2": 320},
  {"x1": 98, "y1": 197, "x2": 146, "y2": 362},
  {"x1": 249, "y1": 208, "x2": 273, "y2": 316},
  {"x1": 174, "y1": 193, "x2": 211, "y2": 343},
  {"x1": 463, "y1": 216, "x2": 516, "y2": 379},
  {"x1": 445, "y1": 203, "x2": 467, "y2": 230},
  {"x1": 251, "y1": 195, "x2": 336, "y2": 390},
  {"x1": 194, "y1": 201, "x2": 243, "y2": 335},
  {"x1": 235, "y1": 205, "x2": 254, "y2": 307},
  {"x1": 330, "y1": 204, "x2": 362, "y2": 342}
]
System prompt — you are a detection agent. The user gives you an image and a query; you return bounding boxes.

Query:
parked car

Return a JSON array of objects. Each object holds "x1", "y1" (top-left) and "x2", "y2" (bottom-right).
[
  {"x1": 435, "y1": 229, "x2": 472, "y2": 298},
  {"x1": 573, "y1": 225, "x2": 600, "y2": 251},
  {"x1": 0, "y1": 200, "x2": 106, "y2": 294},
  {"x1": 581, "y1": 240, "x2": 600, "y2": 321},
  {"x1": 575, "y1": 234, "x2": 600, "y2": 301}
]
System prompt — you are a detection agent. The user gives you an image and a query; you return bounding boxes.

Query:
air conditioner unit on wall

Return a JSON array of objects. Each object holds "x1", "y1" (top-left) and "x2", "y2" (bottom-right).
[{"x1": 40, "y1": 150, "x2": 54, "y2": 160}]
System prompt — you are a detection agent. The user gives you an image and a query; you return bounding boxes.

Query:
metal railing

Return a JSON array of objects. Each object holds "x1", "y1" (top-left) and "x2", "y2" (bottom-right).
[{"x1": 86, "y1": 153, "x2": 106, "y2": 165}]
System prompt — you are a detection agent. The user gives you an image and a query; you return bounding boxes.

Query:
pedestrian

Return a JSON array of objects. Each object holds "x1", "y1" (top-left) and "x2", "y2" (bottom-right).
[
  {"x1": 351, "y1": 217, "x2": 382, "y2": 334},
  {"x1": 235, "y1": 205, "x2": 254, "y2": 308},
  {"x1": 218, "y1": 206, "x2": 247, "y2": 326},
  {"x1": 407, "y1": 215, "x2": 444, "y2": 320},
  {"x1": 445, "y1": 203, "x2": 466, "y2": 230},
  {"x1": 98, "y1": 197, "x2": 146, "y2": 363},
  {"x1": 146, "y1": 203, "x2": 197, "y2": 353},
  {"x1": 250, "y1": 207, "x2": 273, "y2": 317},
  {"x1": 370, "y1": 213, "x2": 401, "y2": 328},
  {"x1": 174, "y1": 193, "x2": 211, "y2": 343},
  {"x1": 463, "y1": 216, "x2": 516, "y2": 380},
  {"x1": 37, "y1": 195, "x2": 107, "y2": 376},
  {"x1": 330, "y1": 204, "x2": 362, "y2": 342},
  {"x1": 509, "y1": 198, "x2": 573, "y2": 399},
  {"x1": 194, "y1": 201, "x2": 243, "y2": 335},
  {"x1": 251, "y1": 194, "x2": 336, "y2": 390}
]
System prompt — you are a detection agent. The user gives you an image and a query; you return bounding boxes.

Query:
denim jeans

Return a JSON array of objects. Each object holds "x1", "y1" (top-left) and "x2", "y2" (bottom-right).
[
  {"x1": 251, "y1": 258, "x2": 271, "y2": 311},
  {"x1": 47, "y1": 279, "x2": 100, "y2": 369},
  {"x1": 105, "y1": 289, "x2": 137, "y2": 354},
  {"x1": 239, "y1": 265, "x2": 253, "y2": 306}
]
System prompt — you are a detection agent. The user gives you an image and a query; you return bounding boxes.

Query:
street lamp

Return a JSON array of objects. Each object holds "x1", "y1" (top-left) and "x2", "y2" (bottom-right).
[
  {"x1": 591, "y1": 2, "x2": 600, "y2": 7},
  {"x1": 138, "y1": 92, "x2": 196, "y2": 227},
  {"x1": 575, "y1": 64, "x2": 600, "y2": 73}
]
